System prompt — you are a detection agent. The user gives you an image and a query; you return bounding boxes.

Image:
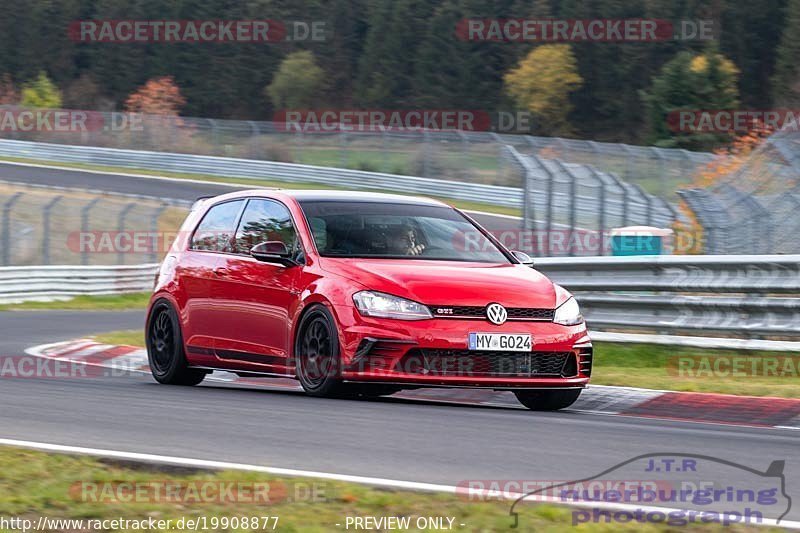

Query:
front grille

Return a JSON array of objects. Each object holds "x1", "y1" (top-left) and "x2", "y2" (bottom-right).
[
  {"x1": 397, "y1": 349, "x2": 575, "y2": 377},
  {"x1": 429, "y1": 306, "x2": 554, "y2": 321}
]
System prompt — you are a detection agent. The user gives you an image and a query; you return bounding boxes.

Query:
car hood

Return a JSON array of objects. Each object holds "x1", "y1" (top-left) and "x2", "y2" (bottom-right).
[{"x1": 320, "y1": 258, "x2": 557, "y2": 308}]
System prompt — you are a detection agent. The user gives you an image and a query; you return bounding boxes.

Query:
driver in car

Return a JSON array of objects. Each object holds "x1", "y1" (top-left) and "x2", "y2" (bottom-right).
[{"x1": 388, "y1": 224, "x2": 426, "y2": 256}]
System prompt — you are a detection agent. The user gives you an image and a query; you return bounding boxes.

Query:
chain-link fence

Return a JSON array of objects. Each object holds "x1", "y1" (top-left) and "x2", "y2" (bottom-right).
[
  {"x1": 0, "y1": 182, "x2": 188, "y2": 266},
  {"x1": 677, "y1": 128, "x2": 800, "y2": 254},
  {"x1": 0, "y1": 107, "x2": 714, "y2": 196},
  {"x1": 8, "y1": 106, "x2": 800, "y2": 257},
  {"x1": 502, "y1": 146, "x2": 679, "y2": 257}
]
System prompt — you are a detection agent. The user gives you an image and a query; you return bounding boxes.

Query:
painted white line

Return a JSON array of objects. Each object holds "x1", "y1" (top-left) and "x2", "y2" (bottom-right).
[{"x1": 0, "y1": 438, "x2": 795, "y2": 529}]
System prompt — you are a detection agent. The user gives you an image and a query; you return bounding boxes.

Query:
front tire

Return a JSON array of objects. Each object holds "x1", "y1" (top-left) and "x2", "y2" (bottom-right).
[
  {"x1": 146, "y1": 299, "x2": 206, "y2": 386},
  {"x1": 514, "y1": 389, "x2": 581, "y2": 411},
  {"x1": 295, "y1": 305, "x2": 346, "y2": 397}
]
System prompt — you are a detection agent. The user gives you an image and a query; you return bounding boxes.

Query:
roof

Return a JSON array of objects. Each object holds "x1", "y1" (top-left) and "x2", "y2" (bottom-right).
[{"x1": 205, "y1": 189, "x2": 448, "y2": 207}]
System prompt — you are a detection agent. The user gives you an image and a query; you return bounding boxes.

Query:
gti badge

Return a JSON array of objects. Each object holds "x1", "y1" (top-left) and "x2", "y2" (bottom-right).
[{"x1": 486, "y1": 303, "x2": 508, "y2": 325}]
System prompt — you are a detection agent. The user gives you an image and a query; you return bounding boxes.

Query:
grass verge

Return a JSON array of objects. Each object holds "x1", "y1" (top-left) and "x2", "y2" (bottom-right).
[
  {"x1": 0, "y1": 156, "x2": 522, "y2": 217},
  {"x1": 90, "y1": 330, "x2": 800, "y2": 398},
  {"x1": 0, "y1": 447, "x2": 779, "y2": 532},
  {"x1": 0, "y1": 293, "x2": 151, "y2": 312}
]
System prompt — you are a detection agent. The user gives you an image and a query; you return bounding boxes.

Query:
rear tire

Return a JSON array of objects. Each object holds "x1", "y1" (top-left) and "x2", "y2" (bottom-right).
[
  {"x1": 514, "y1": 389, "x2": 581, "y2": 411},
  {"x1": 295, "y1": 305, "x2": 347, "y2": 397},
  {"x1": 146, "y1": 299, "x2": 206, "y2": 386}
]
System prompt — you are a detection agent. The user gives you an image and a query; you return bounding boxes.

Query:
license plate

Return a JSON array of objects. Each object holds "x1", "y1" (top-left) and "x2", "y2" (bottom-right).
[{"x1": 468, "y1": 333, "x2": 532, "y2": 352}]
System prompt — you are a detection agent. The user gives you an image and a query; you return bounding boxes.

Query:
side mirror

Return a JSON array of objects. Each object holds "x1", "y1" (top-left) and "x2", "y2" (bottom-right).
[
  {"x1": 511, "y1": 250, "x2": 534, "y2": 266},
  {"x1": 250, "y1": 241, "x2": 298, "y2": 267}
]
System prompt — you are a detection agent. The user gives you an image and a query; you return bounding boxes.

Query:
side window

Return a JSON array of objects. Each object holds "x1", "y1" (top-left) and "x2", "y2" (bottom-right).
[
  {"x1": 234, "y1": 199, "x2": 300, "y2": 256},
  {"x1": 190, "y1": 200, "x2": 244, "y2": 252}
]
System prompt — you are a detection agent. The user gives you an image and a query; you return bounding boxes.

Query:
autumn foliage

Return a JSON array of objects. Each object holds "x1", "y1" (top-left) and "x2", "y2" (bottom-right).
[
  {"x1": 124, "y1": 76, "x2": 186, "y2": 116},
  {"x1": 691, "y1": 122, "x2": 775, "y2": 188},
  {"x1": 676, "y1": 122, "x2": 775, "y2": 253}
]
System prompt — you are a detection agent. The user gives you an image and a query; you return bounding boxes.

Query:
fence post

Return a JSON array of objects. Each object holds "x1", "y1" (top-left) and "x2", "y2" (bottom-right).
[
  {"x1": 632, "y1": 184, "x2": 654, "y2": 226},
  {"x1": 208, "y1": 119, "x2": 219, "y2": 155},
  {"x1": 150, "y1": 205, "x2": 168, "y2": 263},
  {"x1": 1, "y1": 192, "x2": 23, "y2": 266},
  {"x1": 552, "y1": 159, "x2": 578, "y2": 256},
  {"x1": 588, "y1": 167, "x2": 608, "y2": 256},
  {"x1": 246, "y1": 120, "x2": 260, "y2": 159},
  {"x1": 81, "y1": 197, "x2": 102, "y2": 266},
  {"x1": 422, "y1": 130, "x2": 431, "y2": 177},
  {"x1": 651, "y1": 147, "x2": 666, "y2": 196},
  {"x1": 340, "y1": 130, "x2": 348, "y2": 168},
  {"x1": 530, "y1": 153, "x2": 556, "y2": 256},
  {"x1": 117, "y1": 203, "x2": 137, "y2": 265},
  {"x1": 382, "y1": 130, "x2": 390, "y2": 173},
  {"x1": 41, "y1": 195, "x2": 63, "y2": 265}
]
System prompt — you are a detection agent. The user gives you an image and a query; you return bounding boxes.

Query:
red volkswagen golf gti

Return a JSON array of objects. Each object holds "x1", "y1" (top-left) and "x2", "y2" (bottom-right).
[{"x1": 146, "y1": 190, "x2": 592, "y2": 410}]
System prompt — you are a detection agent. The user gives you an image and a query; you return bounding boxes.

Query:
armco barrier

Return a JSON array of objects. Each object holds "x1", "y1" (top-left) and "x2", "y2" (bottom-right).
[
  {"x1": 0, "y1": 139, "x2": 523, "y2": 208},
  {"x1": 3, "y1": 256, "x2": 798, "y2": 341},
  {"x1": 0, "y1": 263, "x2": 157, "y2": 304},
  {"x1": 534, "y1": 255, "x2": 800, "y2": 338}
]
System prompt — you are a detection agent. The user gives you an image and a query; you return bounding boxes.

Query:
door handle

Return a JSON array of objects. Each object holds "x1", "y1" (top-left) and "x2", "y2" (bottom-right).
[{"x1": 213, "y1": 267, "x2": 229, "y2": 277}]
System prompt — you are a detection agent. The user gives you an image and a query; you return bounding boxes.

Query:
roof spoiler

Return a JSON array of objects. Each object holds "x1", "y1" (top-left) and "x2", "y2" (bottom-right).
[{"x1": 190, "y1": 196, "x2": 214, "y2": 211}]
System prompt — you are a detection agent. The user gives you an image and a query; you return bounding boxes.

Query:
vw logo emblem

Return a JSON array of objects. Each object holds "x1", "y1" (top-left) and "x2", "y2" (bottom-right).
[{"x1": 486, "y1": 303, "x2": 508, "y2": 325}]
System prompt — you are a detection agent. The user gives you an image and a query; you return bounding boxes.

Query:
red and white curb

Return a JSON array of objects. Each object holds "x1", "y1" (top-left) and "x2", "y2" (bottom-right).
[{"x1": 25, "y1": 339, "x2": 800, "y2": 430}]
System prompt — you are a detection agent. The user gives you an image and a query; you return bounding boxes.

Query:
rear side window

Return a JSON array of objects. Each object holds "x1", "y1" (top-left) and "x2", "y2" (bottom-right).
[
  {"x1": 190, "y1": 200, "x2": 244, "y2": 252},
  {"x1": 234, "y1": 199, "x2": 299, "y2": 255}
]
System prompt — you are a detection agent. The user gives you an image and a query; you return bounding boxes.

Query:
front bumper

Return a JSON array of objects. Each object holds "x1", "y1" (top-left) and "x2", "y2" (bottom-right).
[{"x1": 332, "y1": 304, "x2": 592, "y2": 389}]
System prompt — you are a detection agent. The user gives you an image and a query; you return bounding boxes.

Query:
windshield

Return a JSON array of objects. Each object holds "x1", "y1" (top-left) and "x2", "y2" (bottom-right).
[{"x1": 299, "y1": 201, "x2": 510, "y2": 263}]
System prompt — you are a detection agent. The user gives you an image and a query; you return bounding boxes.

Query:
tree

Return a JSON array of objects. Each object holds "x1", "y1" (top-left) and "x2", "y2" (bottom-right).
[
  {"x1": 771, "y1": 0, "x2": 800, "y2": 105},
  {"x1": 20, "y1": 71, "x2": 62, "y2": 108},
  {"x1": 503, "y1": 44, "x2": 583, "y2": 136},
  {"x1": 0, "y1": 74, "x2": 18, "y2": 104},
  {"x1": 124, "y1": 76, "x2": 186, "y2": 115},
  {"x1": 355, "y1": 0, "x2": 435, "y2": 106},
  {"x1": 265, "y1": 51, "x2": 325, "y2": 110},
  {"x1": 642, "y1": 48, "x2": 740, "y2": 150}
]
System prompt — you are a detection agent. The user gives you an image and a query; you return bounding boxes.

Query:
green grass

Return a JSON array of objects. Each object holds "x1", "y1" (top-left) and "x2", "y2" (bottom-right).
[
  {"x1": 0, "y1": 155, "x2": 522, "y2": 217},
  {"x1": 0, "y1": 446, "x2": 779, "y2": 532},
  {"x1": 90, "y1": 331, "x2": 800, "y2": 398},
  {"x1": 0, "y1": 293, "x2": 151, "y2": 311},
  {"x1": 592, "y1": 342, "x2": 800, "y2": 398},
  {"x1": 93, "y1": 329, "x2": 145, "y2": 347}
]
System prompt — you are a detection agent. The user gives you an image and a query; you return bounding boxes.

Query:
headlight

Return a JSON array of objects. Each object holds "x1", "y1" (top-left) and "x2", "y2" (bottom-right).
[
  {"x1": 352, "y1": 291, "x2": 432, "y2": 320},
  {"x1": 553, "y1": 297, "x2": 583, "y2": 326}
]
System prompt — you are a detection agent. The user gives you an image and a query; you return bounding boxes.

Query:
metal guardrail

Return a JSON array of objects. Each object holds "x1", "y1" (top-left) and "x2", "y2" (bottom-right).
[
  {"x1": 2, "y1": 256, "x2": 798, "y2": 340},
  {"x1": 0, "y1": 139, "x2": 523, "y2": 208},
  {"x1": 0, "y1": 263, "x2": 157, "y2": 304},
  {"x1": 534, "y1": 255, "x2": 800, "y2": 338}
]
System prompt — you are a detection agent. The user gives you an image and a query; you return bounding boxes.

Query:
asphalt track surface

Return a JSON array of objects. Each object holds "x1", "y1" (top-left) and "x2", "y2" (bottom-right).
[{"x1": 1, "y1": 162, "x2": 799, "y2": 524}]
